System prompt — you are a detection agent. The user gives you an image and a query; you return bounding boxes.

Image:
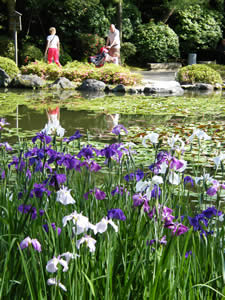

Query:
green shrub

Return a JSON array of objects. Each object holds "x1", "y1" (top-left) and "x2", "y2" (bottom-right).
[
  {"x1": 20, "y1": 60, "x2": 46, "y2": 78},
  {"x1": 122, "y1": 2, "x2": 141, "y2": 41},
  {"x1": 174, "y1": 5, "x2": 223, "y2": 55},
  {"x1": 20, "y1": 43, "x2": 43, "y2": 65},
  {"x1": 120, "y1": 42, "x2": 136, "y2": 64},
  {"x1": 59, "y1": 51, "x2": 73, "y2": 66},
  {"x1": 176, "y1": 64, "x2": 223, "y2": 85},
  {"x1": 206, "y1": 63, "x2": 225, "y2": 80},
  {"x1": 0, "y1": 36, "x2": 15, "y2": 60},
  {"x1": 134, "y1": 21, "x2": 180, "y2": 64},
  {"x1": 0, "y1": 56, "x2": 19, "y2": 78},
  {"x1": 45, "y1": 63, "x2": 63, "y2": 80},
  {"x1": 20, "y1": 60, "x2": 142, "y2": 85},
  {"x1": 77, "y1": 33, "x2": 105, "y2": 59}
]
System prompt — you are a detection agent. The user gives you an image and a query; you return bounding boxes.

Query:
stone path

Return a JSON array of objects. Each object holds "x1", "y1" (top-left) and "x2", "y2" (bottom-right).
[{"x1": 135, "y1": 70, "x2": 176, "y2": 82}]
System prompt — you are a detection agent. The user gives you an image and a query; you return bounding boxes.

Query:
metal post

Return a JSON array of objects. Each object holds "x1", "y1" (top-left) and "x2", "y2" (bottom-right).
[
  {"x1": 14, "y1": 23, "x2": 18, "y2": 66},
  {"x1": 16, "y1": 105, "x2": 19, "y2": 136}
]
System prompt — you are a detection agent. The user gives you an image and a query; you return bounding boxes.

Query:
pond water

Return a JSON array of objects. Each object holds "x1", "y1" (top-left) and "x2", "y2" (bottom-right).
[{"x1": 1, "y1": 88, "x2": 225, "y2": 143}]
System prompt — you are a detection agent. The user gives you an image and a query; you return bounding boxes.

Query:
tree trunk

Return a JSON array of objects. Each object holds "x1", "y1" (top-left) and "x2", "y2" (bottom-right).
[
  {"x1": 6, "y1": 0, "x2": 17, "y2": 33},
  {"x1": 117, "y1": 0, "x2": 122, "y2": 43},
  {"x1": 162, "y1": 8, "x2": 175, "y2": 24}
]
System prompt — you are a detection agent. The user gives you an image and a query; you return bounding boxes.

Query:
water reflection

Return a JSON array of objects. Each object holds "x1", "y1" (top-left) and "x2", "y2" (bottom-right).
[
  {"x1": 42, "y1": 106, "x2": 65, "y2": 137},
  {"x1": 1, "y1": 88, "x2": 225, "y2": 144},
  {"x1": 105, "y1": 113, "x2": 119, "y2": 131}
]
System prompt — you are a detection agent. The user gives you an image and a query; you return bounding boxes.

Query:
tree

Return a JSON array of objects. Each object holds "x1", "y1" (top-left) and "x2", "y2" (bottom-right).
[
  {"x1": 1, "y1": 0, "x2": 16, "y2": 32},
  {"x1": 162, "y1": 0, "x2": 209, "y2": 23}
]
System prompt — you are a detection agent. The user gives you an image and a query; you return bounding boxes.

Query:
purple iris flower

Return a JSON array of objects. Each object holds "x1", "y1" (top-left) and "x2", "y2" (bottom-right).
[
  {"x1": 18, "y1": 192, "x2": 23, "y2": 199},
  {"x1": 143, "y1": 200, "x2": 150, "y2": 213},
  {"x1": 25, "y1": 147, "x2": 46, "y2": 160},
  {"x1": 32, "y1": 132, "x2": 52, "y2": 144},
  {"x1": 112, "y1": 124, "x2": 128, "y2": 135},
  {"x1": 95, "y1": 188, "x2": 106, "y2": 200},
  {"x1": 43, "y1": 223, "x2": 61, "y2": 235},
  {"x1": 173, "y1": 223, "x2": 189, "y2": 236},
  {"x1": 185, "y1": 250, "x2": 192, "y2": 258},
  {"x1": 0, "y1": 118, "x2": 9, "y2": 130},
  {"x1": 0, "y1": 142, "x2": 12, "y2": 151},
  {"x1": 18, "y1": 204, "x2": 45, "y2": 219},
  {"x1": 202, "y1": 206, "x2": 222, "y2": 218},
  {"x1": 83, "y1": 160, "x2": 101, "y2": 172},
  {"x1": 8, "y1": 156, "x2": 26, "y2": 172},
  {"x1": 44, "y1": 173, "x2": 66, "y2": 187},
  {"x1": 147, "y1": 239, "x2": 156, "y2": 246},
  {"x1": 100, "y1": 143, "x2": 122, "y2": 161},
  {"x1": 63, "y1": 155, "x2": 81, "y2": 171},
  {"x1": 156, "y1": 151, "x2": 169, "y2": 161},
  {"x1": 160, "y1": 235, "x2": 167, "y2": 245},
  {"x1": 63, "y1": 130, "x2": 82, "y2": 143},
  {"x1": 147, "y1": 235, "x2": 167, "y2": 246},
  {"x1": 151, "y1": 185, "x2": 161, "y2": 199},
  {"x1": 107, "y1": 208, "x2": 126, "y2": 221},
  {"x1": 170, "y1": 157, "x2": 184, "y2": 171},
  {"x1": 124, "y1": 173, "x2": 135, "y2": 182},
  {"x1": 39, "y1": 209, "x2": 45, "y2": 216},
  {"x1": 84, "y1": 188, "x2": 106, "y2": 200},
  {"x1": 161, "y1": 206, "x2": 174, "y2": 223},
  {"x1": 1, "y1": 170, "x2": 5, "y2": 179},
  {"x1": 188, "y1": 214, "x2": 209, "y2": 232},
  {"x1": 136, "y1": 169, "x2": 144, "y2": 181},
  {"x1": 149, "y1": 163, "x2": 160, "y2": 175},
  {"x1": 132, "y1": 193, "x2": 147, "y2": 207},
  {"x1": 124, "y1": 169, "x2": 144, "y2": 182},
  {"x1": 18, "y1": 204, "x2": 37, "y2": 220},
  {"x1": 83, "y1": 190, "x2": 92, "y2": 200},
  {"x1": 77, "y1": 145, "x2": 99, "y2": 160},
  {"x1": 20, "y1": 236, "x2": 42, "y2": 252},
  {"x1": 111, "y1": 186, "x2": 129, "y2": 196},
  {"x1": 165, "y1": 222, "x2": 189, "y2": 236},
  {"x1": 47, "y1": 149, "x2": 63, "y2": 164},
  {"x1": 111, "y1": 186, "x2": 122, "y2": 196},
  {"x1": 30, "y1": 183, "x2": 51, "y2": 199},
  {"x1": 206, "y1": 186, "x2": 218, "y2": 196},
  {"x1": 206, "y1": 180, "x2": 225, "y2": 197},
  {"x1": 184, "y1": 176, "x2": 194, "y2": 187},
  {"x1": 100, "y1": 145, "x2": 116, "y2": 159}
]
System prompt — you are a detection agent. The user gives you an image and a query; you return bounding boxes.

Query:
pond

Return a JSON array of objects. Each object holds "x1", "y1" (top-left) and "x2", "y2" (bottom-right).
[{"x1": 1, "y1": 88, "x2": 225, "y2": 144}]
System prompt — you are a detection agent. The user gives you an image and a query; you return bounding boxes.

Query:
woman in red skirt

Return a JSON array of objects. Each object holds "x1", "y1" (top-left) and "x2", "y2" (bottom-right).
[{"x1": 44, "y1": 27, "x2": 61, "y2": 66}]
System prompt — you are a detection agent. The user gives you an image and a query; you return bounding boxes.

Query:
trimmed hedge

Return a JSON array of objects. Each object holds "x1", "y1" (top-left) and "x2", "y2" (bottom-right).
[
  {"x1": 176, "y1": 64, "x2": 223, "y2": 85},
  {"x1": 0, "y1": 56, "x2": 19, "y2": 78}
]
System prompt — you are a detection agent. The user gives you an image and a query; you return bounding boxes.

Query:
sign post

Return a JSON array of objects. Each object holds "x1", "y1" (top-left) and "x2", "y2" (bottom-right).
[{"x1": 9, "y1": 11, "x2": 22, "y2": 66}]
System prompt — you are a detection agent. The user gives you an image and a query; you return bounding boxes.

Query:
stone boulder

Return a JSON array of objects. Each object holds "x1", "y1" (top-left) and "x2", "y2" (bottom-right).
[
  {"x1": 0, "y1": 68, "x2": 11, "y2": 87},
  {"x1": 48, "y1": 77, "x2": 75, "y2": 89},
  {"x1": 11, "y1": 74, "x2": 45, "y2": 88},
  {"x1": 194, "y1": 83, "x2": 214, "y2": 91},
  {"x1": 143, "y1": 80, "x2": 184, "y2": 96},
  {"x1": 77, "y1": 79, "x2": 106, "y2": 91},
  {"x1": 111, "y1": 84, "x2": 126, "y2": 93}
]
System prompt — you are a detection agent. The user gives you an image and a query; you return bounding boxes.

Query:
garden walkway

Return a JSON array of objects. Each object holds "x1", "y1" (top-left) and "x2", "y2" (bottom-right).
[{"x1": 135, "y1": 70, "x2": 176, "y2": 82}]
